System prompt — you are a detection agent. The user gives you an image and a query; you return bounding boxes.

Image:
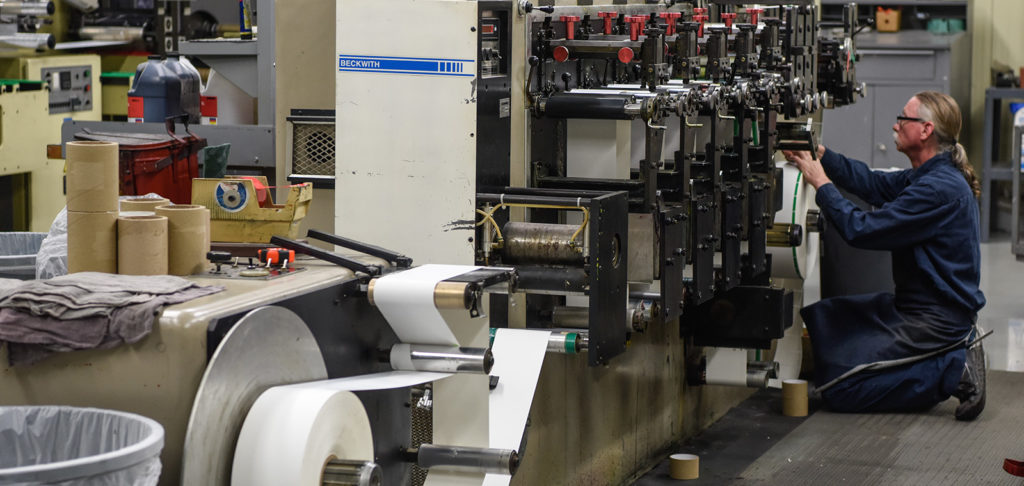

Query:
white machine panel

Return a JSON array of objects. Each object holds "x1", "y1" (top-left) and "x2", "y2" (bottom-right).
[{"x1": 336, "y1": 0, "x2": 478, "y2": 266}]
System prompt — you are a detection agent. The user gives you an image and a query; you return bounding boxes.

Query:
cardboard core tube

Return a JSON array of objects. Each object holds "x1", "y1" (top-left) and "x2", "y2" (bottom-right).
[
  {"x1": 669, "y1": 453, "x2": 699, "y2": 480},
  {"x1": 782, "y1": 379, "x2": 809, "y2": 417},
  {"x1": 156, "y1": 204, "x2": 210, "y2": 276},
  {"x1": 66, "y1": 141, "x2": 119, "y2": 212},
  {"x1": 67, "y1": 210, "x2": 118, "y2": 274},
  {"x1": 120, "y1": 196, "x2": 170, "y2": 212},
  {"x1": 117, "y1": 215, "x2": 168, "y2": 275}
]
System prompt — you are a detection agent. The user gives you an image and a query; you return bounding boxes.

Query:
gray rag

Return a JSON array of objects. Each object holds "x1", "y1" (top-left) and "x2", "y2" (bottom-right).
[
  {"x1": 0, "y1": 273, "x2": 223, "y2": 366},
  {"x1": 0, "y1": 272, "x2": 199, "y2": 320}
]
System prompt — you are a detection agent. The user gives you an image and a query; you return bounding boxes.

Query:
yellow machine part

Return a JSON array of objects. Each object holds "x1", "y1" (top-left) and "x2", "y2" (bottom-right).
[{"x1": 0, "y1": 87, "x2": 66, "y2": 231}]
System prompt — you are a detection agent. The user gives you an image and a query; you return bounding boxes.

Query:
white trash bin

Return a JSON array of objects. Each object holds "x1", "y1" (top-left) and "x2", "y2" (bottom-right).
[{"x1": 0, "y1": 406, "x2": 164, "y2": 485}]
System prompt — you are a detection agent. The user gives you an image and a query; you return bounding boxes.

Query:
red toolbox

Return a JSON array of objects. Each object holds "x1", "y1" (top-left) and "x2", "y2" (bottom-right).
[{"x1": 73, "y1": 119, "x2": 208, "y2": 204}]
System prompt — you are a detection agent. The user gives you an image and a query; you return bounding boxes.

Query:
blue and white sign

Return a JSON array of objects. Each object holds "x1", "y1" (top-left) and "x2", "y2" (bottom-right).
[{"x1": 338, "y1": 54, "x2": 474, "y2": 77}]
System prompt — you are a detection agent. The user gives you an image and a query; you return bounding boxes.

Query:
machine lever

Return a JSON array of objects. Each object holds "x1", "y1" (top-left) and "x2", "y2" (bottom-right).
[
  {"x1": 269, "y1": 236, "x2": 381, "y2": 275},
  {"x1": 306, "y1": 229, "x2": 413, "y2": 268}
]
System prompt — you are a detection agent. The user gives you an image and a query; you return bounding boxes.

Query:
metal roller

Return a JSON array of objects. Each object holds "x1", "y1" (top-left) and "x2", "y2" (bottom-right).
[
  {"x1": 501, "y1": 222, "x2": 584, "y2": 265},
  {"x1": 547, "y1": 331, "x2": 586, "y2": 354},
  {"x1": 322, "y1": 459, "x2": 381, "y2": 486},
  {"x1": 77, "y1": 26, "x2": 145, "y2": 42},
  {"x1": 410, "y1": 444, "x2": 519, "y2": 475},
  {"x1": 0, "y1": 0, "x2": 53, "y2": 16},
  {"x1": 540, "y1": 93, "x2": 642, "y2": 120},
  {"x1": 367, "y1": 279, "x2": 476, "y2": 311},
  {"x1": 487, "y1": 328, "x2": 587, "y2": 355},
  {"x1": 550, "y1": 299, "x2": 658, "y2": 333},
  {"x1": 389, "y1": 344, "x2": 493, "y2": 374},
  {"x1": 766, "y1": 223, "x2": 803, "y2": 247},
  {"x1": 0, "y1": 33, "x2": 53, "y2": 51}
]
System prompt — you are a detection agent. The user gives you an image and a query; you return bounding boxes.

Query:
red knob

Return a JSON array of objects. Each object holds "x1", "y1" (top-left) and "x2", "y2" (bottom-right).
[
  {"x1": 720, "y1": 13, "x2": 737, "y2": 29},
  {"x1": 746, "y1": 8, "x2": 764, "y2": 25},
  {"x1": 560, "y1": 15, "x2": 580, "y2": 40},
  {"x1": 693, "y1": 15, "x2": 708, "y2": 37},
  {"x1": 553, "y1": 45, "x2": 570, "y2": 63},
  {"x1": 617, "y1": 47, "x2": 634, "y2": 64},
  {"x1": 625, "y1": 15, "x2": 646, "y2": 42},
  {"x1": 598, "y1": 11, "x2": 618, "y2": 35},
  {"x1": 693, "y1": 7, "x2": 707, "y2": 15},
  {"x1": 659, "y1": 12, "x2": 682, "y2": 36},
  {"x1": 722, "y1": 13, "x2": 737, "y2": 29}
]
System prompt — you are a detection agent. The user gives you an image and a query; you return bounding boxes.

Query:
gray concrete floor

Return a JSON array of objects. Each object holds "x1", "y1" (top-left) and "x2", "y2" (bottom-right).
[{"x1": 977, "y1": 235, "x2": 1024, "y2": 372}]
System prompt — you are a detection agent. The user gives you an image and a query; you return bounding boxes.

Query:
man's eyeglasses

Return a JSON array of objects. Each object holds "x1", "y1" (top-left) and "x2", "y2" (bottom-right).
[{"x1": 896, "y1": 114, "x2": 925, "y2": 125}]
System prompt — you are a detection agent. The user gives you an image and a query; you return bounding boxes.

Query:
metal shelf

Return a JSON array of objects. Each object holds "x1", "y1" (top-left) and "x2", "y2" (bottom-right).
[{"x1": 981, "y1": 88, "x2": 1024, "y2": 241}]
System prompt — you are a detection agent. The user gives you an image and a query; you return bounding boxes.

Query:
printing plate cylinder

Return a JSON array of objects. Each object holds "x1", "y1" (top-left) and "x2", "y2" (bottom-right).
[{"x1": 501, "y1": 222, "x2": 584, "y2": 265}]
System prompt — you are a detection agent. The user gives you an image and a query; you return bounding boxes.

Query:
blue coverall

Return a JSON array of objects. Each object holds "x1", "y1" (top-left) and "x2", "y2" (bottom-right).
[{"x1": 801, "y1": 148, "x2": 986, "y2": 412}]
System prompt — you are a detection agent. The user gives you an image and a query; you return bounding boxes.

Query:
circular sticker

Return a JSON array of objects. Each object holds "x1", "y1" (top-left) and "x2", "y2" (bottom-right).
[{"x1": 215, "y1": 181, "x2": 248, "y2": 212}]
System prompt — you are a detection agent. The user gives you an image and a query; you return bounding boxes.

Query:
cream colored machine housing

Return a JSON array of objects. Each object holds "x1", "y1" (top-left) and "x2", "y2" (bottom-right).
[
  {"x1": 0, "y1": 261, "x2": 380, "y2": 486},
  {"x1": 0, "y1": 54, "x2": 101, "y2": 231}
]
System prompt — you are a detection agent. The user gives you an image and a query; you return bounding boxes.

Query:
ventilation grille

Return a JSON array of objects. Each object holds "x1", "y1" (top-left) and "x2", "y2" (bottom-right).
[{"x1": 290, "y1": 121, "x2": 335, "y2": 176}]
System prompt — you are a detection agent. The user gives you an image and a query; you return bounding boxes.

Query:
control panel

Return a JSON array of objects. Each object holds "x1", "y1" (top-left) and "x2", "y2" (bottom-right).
[{"x1": 41, "y1": 65, "x2": 93, "y2": 114}]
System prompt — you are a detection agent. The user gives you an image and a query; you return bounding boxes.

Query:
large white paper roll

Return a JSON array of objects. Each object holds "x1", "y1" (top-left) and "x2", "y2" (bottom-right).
[
  {"x1": 231, "y1": 387, "x2": 373, "y2": 486},
  {"x1": 233, "y1": 371, "x2": 451, "y2": 486},
  {"x1": 769, "y1": 162, "x2": 820, "y2": 280}
]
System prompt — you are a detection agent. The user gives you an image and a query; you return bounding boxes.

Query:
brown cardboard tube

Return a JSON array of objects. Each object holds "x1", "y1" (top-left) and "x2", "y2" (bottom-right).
[
  {"x1": 120, "y1": 196, "x2": 170, "y2": 212},
  {"x1": 156, "y1": 205, "x2": 210, "y2": 276},
  {"x1": 117, "y1": 215, "x2": 168, "y2": 275},
  {"x1": 67, "y1": 210, "x2": 118, "y2": 274},
  {"x1": 66, "y1": 141, "x2": 119, "y2": 212},
  {"x1": 783, "y1": 379, "x2": 809, "y2": 417},
  {"x1": 669, "y1": 453, "x2": 699, "y2": 480}
]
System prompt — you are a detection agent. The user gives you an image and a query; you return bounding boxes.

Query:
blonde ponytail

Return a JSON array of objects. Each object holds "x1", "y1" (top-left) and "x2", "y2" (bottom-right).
[{"x1": 951, "y1": 142, "x2": 980, "y2": 198}]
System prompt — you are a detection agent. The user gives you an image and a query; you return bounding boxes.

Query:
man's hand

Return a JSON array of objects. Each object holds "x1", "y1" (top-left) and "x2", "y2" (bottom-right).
[{"x1": 783, "y1": 145, "x2": 830, "y2": 189}]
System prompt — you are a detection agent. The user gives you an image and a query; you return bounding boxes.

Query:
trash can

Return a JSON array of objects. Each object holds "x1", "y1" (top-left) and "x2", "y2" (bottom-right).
[
  {"x1": 0, "y1": 232, "x2": 46, "y2": 280},
  {"x1": 0, "y1": 406, "x2": 164, "y2": 485}
]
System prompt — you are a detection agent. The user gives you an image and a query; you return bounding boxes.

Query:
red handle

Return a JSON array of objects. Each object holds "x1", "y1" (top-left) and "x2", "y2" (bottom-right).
[
  {"x1": 626, "y1": 16, "x2": 646, "y2": 41},
  {"x1": 598, "y1": 11, "x2": 618, "y2": 35},
  {"x1": 560, "y1": 15, "x2": 580, "y2": 40},
  {"x1": 659, "y1": 12, "x2": 681, "y2": 36},
  {"x1": 722, "y1": 13, "x2": 737, "y2": 29}
]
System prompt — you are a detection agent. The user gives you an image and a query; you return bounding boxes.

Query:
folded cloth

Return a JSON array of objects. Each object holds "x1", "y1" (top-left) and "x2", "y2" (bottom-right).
[
  {"x1": 0, "y1": 272, "x2": 199, "y2": 320},
  {"x1": 0, "y1": 274, "x2": 223, "y2": 366}
]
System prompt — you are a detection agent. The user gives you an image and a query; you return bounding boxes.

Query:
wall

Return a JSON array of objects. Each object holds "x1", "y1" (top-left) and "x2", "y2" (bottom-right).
[{"x1": 274, "y1": 0, "x2": 336, "y2": 244}]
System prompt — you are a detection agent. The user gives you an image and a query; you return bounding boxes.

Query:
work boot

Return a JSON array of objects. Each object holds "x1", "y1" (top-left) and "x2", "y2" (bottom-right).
[{"x1": 954, "y1": 327, "x2": 986, "y2": 421}]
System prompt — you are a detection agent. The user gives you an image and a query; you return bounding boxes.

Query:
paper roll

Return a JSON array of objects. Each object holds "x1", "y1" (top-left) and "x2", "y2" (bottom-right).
[
  {"x1": 769, "y1": 162, "x2": 820, "y2": 280},
  {"x1": 156, "y1": 205, "x2": 210, "y2": 276},
  {"x1": 231, "y1": 388, "x2": 374, "y2": 486},
  {"x1": 669, "y1": 453, "x2": 699, "y2": 480},
  {"x1": 373, "y1": 264, "x2": 481, "y2": 346},
  {"x1": 117, "y1": 215, "x2": 168, "y2": 275},
  {"x1": 120, "y1": 196, "x2": 170, "y2": 212},
  {"x1": 67, "y1": 210, "x2": 118, "y2": 273},
  {"x1": 782, "y1": 379, "x2": 809, "y2": 417},
  {"x1": 705, "y1": 347, "x2": 748, "y2": 387},
  {"x1": 66, "y1": 141, "x2": 119, "y2": 212}
]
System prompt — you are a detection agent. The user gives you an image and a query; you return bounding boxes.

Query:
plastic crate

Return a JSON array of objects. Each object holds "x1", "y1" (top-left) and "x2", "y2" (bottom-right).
[{"x1": 0, "y1": 232, "x2": 46, "y2": 280}]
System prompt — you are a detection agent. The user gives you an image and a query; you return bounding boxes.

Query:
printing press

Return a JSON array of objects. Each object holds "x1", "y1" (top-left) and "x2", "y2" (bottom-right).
[{"x1": 1, "y1": 1, "x2": 864, "y2": 485}]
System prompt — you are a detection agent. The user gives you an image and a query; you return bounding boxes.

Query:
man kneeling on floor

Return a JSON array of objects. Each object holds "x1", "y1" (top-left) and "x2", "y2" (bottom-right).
[{"x1": 783, "y1": 91, "x2": 986, "y2": 420}]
